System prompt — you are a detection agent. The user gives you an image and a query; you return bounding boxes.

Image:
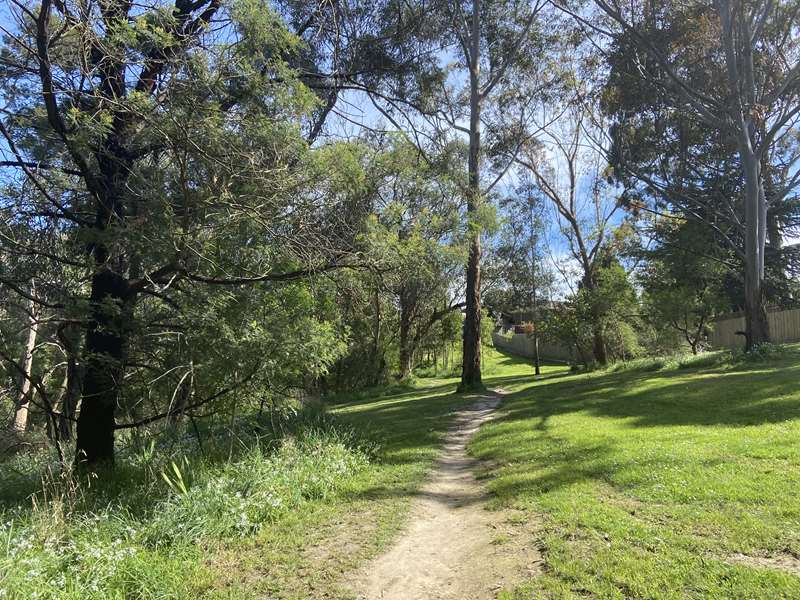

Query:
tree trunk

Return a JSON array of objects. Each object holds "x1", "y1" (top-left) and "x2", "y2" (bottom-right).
[
  {"x1": 744, "y1": 283, "x2": 770, "y2": 350},
  {"x1": 460, "y1": 196, "x2": 483, "y2": 388},
  {"x1": 581, "y1": 273, "x2": 607, "y2": 365},
  {"x1": 528, "y1": 209, "x2": 541, "y2": 376},
  {"x1": 459, "y1": 0, "x2": 483, "y2": 391},
  {"x1": 718, "y1": 0, "x2": 770, "y2": 351},
  {"x1": 75, "y1": 269, "x2": 132, "y2": 466},
  {"x1": 399, "y1": 285, "x2": 414, "y2": 380},
  {"x1": 371, "y1": 285, "x2": 384, "y2": 386},
  {"x1": 740, "y1": 146, "x2": 770, "y2": 350},
  {"x1": 10, "y1": 299, "x2": 39, "y2": 433},
  {"x1": 592, "y1": 325, "x2": 607, "y2": 365}
]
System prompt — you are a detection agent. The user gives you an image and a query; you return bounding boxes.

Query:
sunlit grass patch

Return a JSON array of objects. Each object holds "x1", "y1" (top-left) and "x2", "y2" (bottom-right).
[
  {"x1": 0, "y1": 346, "x2": 535, "y2": 599},
  {"x1": 473, "y1": 344, "x2": 800, "y2": 598}
]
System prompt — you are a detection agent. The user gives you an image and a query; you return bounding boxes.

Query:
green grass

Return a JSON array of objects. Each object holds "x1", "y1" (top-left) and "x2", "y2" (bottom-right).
[
  {"x1": 8, "y1": 344, "x2": 796, "y2": 599},
  {"x1": 218, "y1": 348, "x2": 557, "y2": 599},
  {"x1": 470, "y1": 345, "x2": 800, "y2": 599},
  {"x1": 0, "y1": 347, "x2": 538, "y2": 599}
]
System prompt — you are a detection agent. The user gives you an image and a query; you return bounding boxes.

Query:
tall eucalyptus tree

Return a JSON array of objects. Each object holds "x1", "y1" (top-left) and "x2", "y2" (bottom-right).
[
  {"x1": 0, "y1": 0, "x2": 363, "y2": 465},
  {"x1": 585, "y1": 0, "x2": 800, "y2": 349}
]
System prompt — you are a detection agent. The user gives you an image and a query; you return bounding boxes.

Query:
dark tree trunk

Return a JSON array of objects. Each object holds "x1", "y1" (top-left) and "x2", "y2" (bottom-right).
[
  {"x1": 399, "y1": 286, "x2": 414, "y2": 380},
  {"x1": 592, "y1": 325, "x2": 607, "y2": 365},
  {"x1": 75, "y1": 269, "x2": 132, "y2": 466},
  {"x1": 744, "y1": 290, "x2": 770, "y2": 351},
  {"x1": 581, "y1": 273, "x2": 607, "y2": 366},
  {"x1": 460, "y1": 236, "x2": 482, "y2": 390},
  {"x1": 74, "y1": 122, "x2": 135, "y2": 466},
  {"x1": 459, "y1": 0, "x2": 483, "y2": 392},
  {"x1": 371, "y1": 285, "x2": 385, "y2": 386}
]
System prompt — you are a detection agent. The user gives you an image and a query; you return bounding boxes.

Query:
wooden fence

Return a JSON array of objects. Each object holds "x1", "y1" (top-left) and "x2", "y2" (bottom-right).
[
  {"x1": 708, "y1": 307, "x2": 800, "y2": 349},
  {"x1": 491, "y1": 330, "x2": 573, "y2": 362}
]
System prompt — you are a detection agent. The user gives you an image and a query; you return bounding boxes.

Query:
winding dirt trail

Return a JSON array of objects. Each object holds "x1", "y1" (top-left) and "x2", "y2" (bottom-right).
[{"x1": 349, "y1": 390, "x2": 542, "y2": 600}]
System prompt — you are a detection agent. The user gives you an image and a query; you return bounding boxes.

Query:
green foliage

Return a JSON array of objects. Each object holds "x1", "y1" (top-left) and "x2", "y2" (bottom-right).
[
  {"x1": 601, "y1": 1, "x2": 800, "y2": 309},
  {"x1": 635, "y1": 219, "x2": 732, "y2": 354},
  {"x1": 485, "y1": 180, "x2": 555, "y2": 315},
  {"x1": 542, "y1": 256, "x2": 643, "y2": 366},
  {"x1": 732, "y1": 342, "x2": 793, "y2": 363},
  {"x1": 324, "y1": 135, "x2": 465, "y2": 386}
]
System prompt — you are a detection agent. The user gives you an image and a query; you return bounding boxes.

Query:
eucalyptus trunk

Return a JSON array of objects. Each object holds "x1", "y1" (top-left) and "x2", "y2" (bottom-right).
[
  {"x1": 10, "y1": 299, "x2": 39, "y2": 433},
  {"x1": 459, "y1": 0, "x2": 483, "y2": 391},
  {"x1": 740, "y1": 144, "x2": 770, "y2": 350}
]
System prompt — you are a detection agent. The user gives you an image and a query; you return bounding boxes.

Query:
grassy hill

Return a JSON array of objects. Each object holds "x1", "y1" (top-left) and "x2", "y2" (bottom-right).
[{"x1": 471, "y1": 346, "x2": 800, "y2": 598}]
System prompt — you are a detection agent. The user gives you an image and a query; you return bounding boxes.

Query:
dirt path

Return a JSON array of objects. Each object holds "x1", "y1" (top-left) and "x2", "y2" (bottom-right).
[{"x1": 348, "y1": 390, "x2": 541, "y2": 600}]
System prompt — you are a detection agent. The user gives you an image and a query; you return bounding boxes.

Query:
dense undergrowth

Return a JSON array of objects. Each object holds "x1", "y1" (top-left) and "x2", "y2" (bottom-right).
[{"x1": 580, "y1": 342, "x2": 793, "y2": 375}]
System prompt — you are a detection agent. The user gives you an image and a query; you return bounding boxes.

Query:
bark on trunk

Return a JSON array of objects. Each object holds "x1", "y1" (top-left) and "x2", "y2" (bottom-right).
[
  {"x1": 581, "y1": 273, "x2": 607, "y2": 365},
  {"x1": 591, "y1": 325, "x2": 607, "y2": 365},
  {"x1": 399, "y1": 286, "x2": 414, "y2": 380},
  {"x1": 10, "y1": 300, "x2": 39, "y2": 433},
  {"x1": 371, "y1": 286, "x2": 385, "y2": 386},
  {"x1": 459, "y1": 0, "x2": 483, "y2": 391},
  {"x1": 460, "y1": 235, "x2": 482, "y2": 389},
  {"x1": 57, "y1": 325, "x2": 82, "y2": 442},
  {"x1": 75, "y1": 269, "x2": 131, "y2": 466},
  {"x1": 744, "y1": 286, "x2": 770, "y2": 350},
  {"x1": 740, "y1": 146, "x2": 770, "y2": 350}
]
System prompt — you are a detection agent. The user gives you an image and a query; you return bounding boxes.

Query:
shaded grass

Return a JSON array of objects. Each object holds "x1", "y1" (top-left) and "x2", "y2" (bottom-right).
[
  {"x1": 471, "y1": 345, "x2": 800, "y2": 599},
  {"x1": 0, "y1": 423, "x2": 374, "y2": 599}
]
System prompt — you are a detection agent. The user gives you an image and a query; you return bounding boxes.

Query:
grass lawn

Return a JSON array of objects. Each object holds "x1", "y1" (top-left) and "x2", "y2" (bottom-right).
[
  {"x1": 470, "y1": 346, "x2": 800, "y2": 599},
  {"x1": 0, "y1": 347, "x2": 545, "y2": 599},
  {"x1": 6, "y1": 344, "x2": 799, "y2": 599}
]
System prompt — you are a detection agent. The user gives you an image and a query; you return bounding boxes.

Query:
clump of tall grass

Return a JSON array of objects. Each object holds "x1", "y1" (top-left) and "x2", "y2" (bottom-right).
[
  {"x1": 601, "y1": 350, "x2": 731, "y2": 374},
  {"x1": 731, "y1": 341, "x2": 793, "y2": 363},
  {"x1": 144, "y1": 425, "x2": 373, "y2": 546},
  {"x1": 0, "y1": 407, "x2": 375, "y2": 599}
]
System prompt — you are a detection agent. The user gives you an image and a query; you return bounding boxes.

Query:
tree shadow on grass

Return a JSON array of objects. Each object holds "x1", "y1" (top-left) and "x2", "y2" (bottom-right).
[
  {"x1": 466, "y1": 355, "x2": 800, "y2": 505},
  {"x1": 493, "y1": 361, "x2": 800, "y2": 430}
]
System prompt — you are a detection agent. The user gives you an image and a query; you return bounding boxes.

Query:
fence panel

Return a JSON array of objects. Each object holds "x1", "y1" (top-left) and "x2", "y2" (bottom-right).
[
  {"x1": 492, "y1": 331, "x2": 573, "y2": 362},
  {"x1": 708, "y1": 308, "x2": 800, "y2": 349}
]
